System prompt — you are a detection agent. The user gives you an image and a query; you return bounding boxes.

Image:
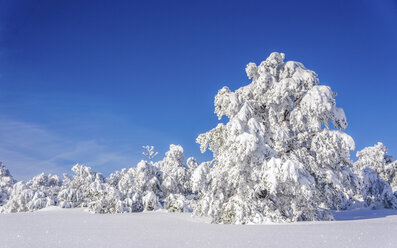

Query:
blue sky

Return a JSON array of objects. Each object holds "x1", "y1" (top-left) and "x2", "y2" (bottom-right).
[{"x1": 0, "y1": 0, "x2": 396, "y2": 180}]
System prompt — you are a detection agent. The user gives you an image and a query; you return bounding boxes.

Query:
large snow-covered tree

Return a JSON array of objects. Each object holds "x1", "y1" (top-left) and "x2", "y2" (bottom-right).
[{"x1": 195, "y1": 52, "x2": 361, "y2": 223}]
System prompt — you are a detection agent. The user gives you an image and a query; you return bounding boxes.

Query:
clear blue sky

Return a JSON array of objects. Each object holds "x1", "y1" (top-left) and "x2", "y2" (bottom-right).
[{"x1": 0, "y1": 0, "x2": 396, "y2": 180}]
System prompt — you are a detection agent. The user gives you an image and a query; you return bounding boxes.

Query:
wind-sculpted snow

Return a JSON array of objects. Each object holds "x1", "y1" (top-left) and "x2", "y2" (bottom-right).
[{"x1": 0, "y1": 52, "x2": 397, "y2": 224}]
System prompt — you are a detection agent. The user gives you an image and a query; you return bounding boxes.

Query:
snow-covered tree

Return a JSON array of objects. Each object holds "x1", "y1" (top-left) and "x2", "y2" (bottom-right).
[
  {"x1": 0, "y1": 163, "x2": 15, "y2": 207},
  {"x1": 164, "y1": 193, "x2": 190, "y2": 212},
  {"x1": 157, "y1": 145, "x2": 191, "y2": 196},
  {"x1": 27, "y1": 173, "x2": 62, "y2": 199},
  {"x1": 355, "y1": 142, "x2": 393, "y2": 174},
  {"x1": 0, "y1": 172, "x2": 61, "y2": 213},
  {"x1": 384, "y1": 161, "x2": 397, "y2": 192},
  {"x1": 133, "y1": 160, "x2": 162, "y2": 199},
  {"x1": 0, "y1": 166, "x2": 63, "y2": 213},
  {"x1": 355, "y1": 143, "x2": 397, "y2": 200},
  {"x1": 355, "y1": 142, "x2": 397, "y2": 187},
  {"x1": 191, "y1": 161, "x2": 211, "y2": 194},
  {"x1": 142, "y1": 145, "x2": 158, "y2": 162},
  {"x1": 87, "y1": 184, "x2": 122, "y2": 214},
  {"x1": 108, "y1": 168, "x2": 143, "y2": 212},
  {"x1": 195, "y1": 52, "x2": 359, "y2": 223},
  {"x1": 359, "y1": 168, "x2": 397, "y2": 209},
  {"x1": 1, "y1": 181, "x2": 57, "y2": 213},
  {"x1": 57, "y1": 164, "x2": 121, "y2": 213},
  {"x1": 142, "y1": 191, "x2": 161, "y2": 211},
  {"x1": 151, "y1": 145, "x2": 196, "y2": 212}
]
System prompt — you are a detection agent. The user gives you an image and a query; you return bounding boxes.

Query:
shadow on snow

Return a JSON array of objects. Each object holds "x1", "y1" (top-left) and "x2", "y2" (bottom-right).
[{"x1": 332, "y1": 208, "x2": 397, "y2": 221}]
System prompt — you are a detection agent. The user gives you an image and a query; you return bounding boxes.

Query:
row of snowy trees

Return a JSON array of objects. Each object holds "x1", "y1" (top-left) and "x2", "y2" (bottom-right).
[
  {"x1": 1, "y1": 52, "x2": 396, "y2": 224},
  {"x1": 0, "y1": 145, "x2": 209, "y2": 214},
  {"x1": 1, "y1": 141, "x2": 396, "y2": 221}
]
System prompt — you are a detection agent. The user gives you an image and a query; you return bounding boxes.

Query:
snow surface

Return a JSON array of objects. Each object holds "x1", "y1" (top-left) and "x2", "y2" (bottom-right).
[{"x1": 0, "y1": 208, "x2": 396, "y2": 248}]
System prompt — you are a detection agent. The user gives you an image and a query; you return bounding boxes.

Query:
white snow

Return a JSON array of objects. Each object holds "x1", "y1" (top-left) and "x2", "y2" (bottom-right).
[{"x1": 0, "y1": 208, "x2": 396, "y2": 248}]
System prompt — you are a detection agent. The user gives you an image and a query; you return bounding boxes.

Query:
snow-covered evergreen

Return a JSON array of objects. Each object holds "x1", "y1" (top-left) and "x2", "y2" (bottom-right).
[
  {"x1": 355, "y1": 142, "x2": 397, "y2": 190},
  {"x1": 354, "y1": 143, "x2": 397, "y2": 202},
  {"x1": 1, "y1": 172, "x2": 59, "y2": 213},
  {"x1": 359, "y1": 168, "x2": 397, "y2": 209},
  {"x1": 194, "y1": 52, "x2": 394, "y2": 223},
  {"x1": 0, "y1": 163, "x2": 15, "y2": 208}
]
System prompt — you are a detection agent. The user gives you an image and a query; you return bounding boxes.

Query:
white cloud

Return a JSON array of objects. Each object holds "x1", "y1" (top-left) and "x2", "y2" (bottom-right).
[{"x1": 0, "y1": 117, "x2": 137, "y2": 180}]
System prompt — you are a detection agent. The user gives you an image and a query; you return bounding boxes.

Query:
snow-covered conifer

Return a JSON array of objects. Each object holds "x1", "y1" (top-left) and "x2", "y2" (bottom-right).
[
  {"x1": 134, "y1": 160, "x2": 162, "y2": 197},
  {"x1": 359, "y1": 168, "x2": 397, "y2": 209},
  {"x1": 191, "y1": 161, "x2": 211, "y2": 194},
  {"x1": 355, "y1": 143, "x2": 397, "y2": 187},
  {"x1": 142, "y1": 191, "x2": 161, "y2": 211},
  {"x1": 355, "y1": 142, "x2": 393, "y2": 174},
  {"x1": 58, "y1": 164, "x2": 118, "y2": 212},
  {"x1": 157, "y1": 145, "x2": 191, "y2": 196},
  {"x1": 0, "y1": 168, "x2": 61, "y2": 213},
  {"x1": 164, "y1": 193, "x2": 190, "y2": 212},
  {"x1": 27, "y1": 173, "x2": 62, "y2": 199},
  {"x1": 0, "y1": 163, "x2": 15, "y2": 207},
  {"x1": 355, "y1": 143, "x2": 397, "y2": 199},
  {"x1": 384, "y1": 161, "x2": 397, "y2": 192},
  {"x1": 1, "y1": 179, "x2": 56, "y2": 213},
  {"x1": 195, "y1": 52, "x2": 358, "y2": 223}
]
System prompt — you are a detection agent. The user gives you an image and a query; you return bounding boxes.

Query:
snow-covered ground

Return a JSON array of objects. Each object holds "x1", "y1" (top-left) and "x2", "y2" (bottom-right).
[{"x1": 0, "y1": 208, "x2": 396, "y2": 248}]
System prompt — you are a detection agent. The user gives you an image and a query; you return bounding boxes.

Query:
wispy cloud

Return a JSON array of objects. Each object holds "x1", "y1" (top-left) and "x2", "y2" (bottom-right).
[{"x1": 0, "y1": 117, "x2": 137, "y2": 181}]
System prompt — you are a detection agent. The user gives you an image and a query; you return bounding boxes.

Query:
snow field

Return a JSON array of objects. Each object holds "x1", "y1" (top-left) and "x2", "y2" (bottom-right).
[{"x1": 0, "y1": 207, "x2": 396, "y2": 248}]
